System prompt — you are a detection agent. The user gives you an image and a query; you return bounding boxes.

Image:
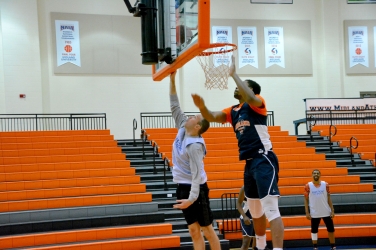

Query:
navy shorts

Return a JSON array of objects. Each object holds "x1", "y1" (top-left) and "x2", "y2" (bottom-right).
[
  {"x1": 240, "y1": 210, "x2": 255, "y2": 237},
  {"x1": 176, "y1": 183, "x2": 213, "y2": 227},
  {"x1": 311, "y1": 216, "x2": 335, "y2": 233},
  {"x1": 244, "y1": 151, "x2": 280, "y2": 199}
]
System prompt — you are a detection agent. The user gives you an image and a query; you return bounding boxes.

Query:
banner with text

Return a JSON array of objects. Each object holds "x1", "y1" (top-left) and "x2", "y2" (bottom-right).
[
  {"x1": 55, "y1": 20, "x2": 81, "y2": 67},
  {"x1": 212, "y1": 26, "x2": 233, "y2": 67},
  {"x1": 264, "y1": 27, "x2": 285, "y2": 68},
  {"x1": 237, "y1": 27, "x2": 258, "y2": 69},
  {"x1": 348, "y1": 26, "x2": 369, "y2": 68},
  {"x1": 305, "y1": 98, "x2": 376, "y2": 111}
]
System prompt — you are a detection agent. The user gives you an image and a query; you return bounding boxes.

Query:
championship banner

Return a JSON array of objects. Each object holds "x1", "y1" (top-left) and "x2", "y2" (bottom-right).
[
  {"x1": 55, "y1": 20, "x2": 81, "y2": 67},
  {"x1": 237, "y1": 27, "x2": 258, "y2": 69},
  {"x1": 264, "y1": 27, "x2": 285, "y2": 68},
  {"x1": 212, "y1": 26, "x2": 232, "y2": 67},
  {"x1": 348, "y1": 26, "x2": 369, "y2": 68}
]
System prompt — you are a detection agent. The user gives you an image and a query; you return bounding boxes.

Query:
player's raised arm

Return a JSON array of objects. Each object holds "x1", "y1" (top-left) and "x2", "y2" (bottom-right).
[
  {"x1": 229, "y1": 55, "x2": 262, "y2": 108},
  {"x1": 191, "y1": 93, "x2": 226, "y2": 123},
  {"x1": 170, "y1": 71, "x2": 187, "y2": 128}
]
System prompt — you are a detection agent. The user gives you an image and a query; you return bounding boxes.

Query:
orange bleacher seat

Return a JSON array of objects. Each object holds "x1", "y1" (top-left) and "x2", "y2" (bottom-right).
[
  {"x1": 0, "y1": 223, "x2": 180, "y2": 250},
  {"x1": 0, "y1": 130, "x2": 151, "y2": 213},
  {"x1": 217, "y1": 214, "x2": 376, "y2": 241}
]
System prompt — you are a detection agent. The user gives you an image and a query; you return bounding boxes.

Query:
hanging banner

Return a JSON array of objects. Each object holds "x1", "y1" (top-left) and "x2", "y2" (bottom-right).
[
  {"x1": 348, "y1": 26, "x2": 369, "y2": 68},
  {"x1": 237, "y1": 27, "x2": 258, "y2": 69},
  {"x1": 264, "y1": 27, "x2": 285, "y2": 68},
  {"x1": 55, "y1": 20, "x2": 81, "y2": 67},
  {"x1": 212, "y1": 26, "x2": 233, "y2": 67}
]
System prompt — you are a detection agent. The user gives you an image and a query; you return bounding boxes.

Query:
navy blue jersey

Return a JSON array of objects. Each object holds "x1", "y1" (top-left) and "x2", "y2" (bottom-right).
[{"x1": 223, "y1": 99, "x2": 272, "y2": 160}]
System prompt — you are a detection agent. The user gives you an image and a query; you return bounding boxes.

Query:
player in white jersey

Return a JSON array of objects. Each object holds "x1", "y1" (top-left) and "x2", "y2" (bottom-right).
[
  {"x1": 304, "y1": 169, "x2": 336, "y2": 250},
  {"x1": 169, "y1": 71, "x2": 221, "y2": 250}
]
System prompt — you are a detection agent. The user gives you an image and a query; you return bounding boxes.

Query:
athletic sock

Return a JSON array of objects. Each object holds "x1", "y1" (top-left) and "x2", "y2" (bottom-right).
[{"x1": 256, "y1": 234, "x2": 267, "y2": 250}]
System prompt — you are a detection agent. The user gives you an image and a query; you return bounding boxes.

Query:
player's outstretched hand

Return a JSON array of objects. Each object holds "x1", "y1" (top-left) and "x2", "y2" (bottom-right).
[
  {"x1": 173, "y1": 199, "x2": 192, "y2": 210},
  {"x1": 229, "y1": 55, "x2": 236, "y2": 77},
  {"x1": 191, "y1": 93, "x2": 205, "y2": 109}
]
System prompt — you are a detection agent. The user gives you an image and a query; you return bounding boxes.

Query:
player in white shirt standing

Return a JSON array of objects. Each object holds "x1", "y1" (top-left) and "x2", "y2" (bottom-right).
[{"x1": 304, "y1": 169, "x2": 336, "y2": 250}]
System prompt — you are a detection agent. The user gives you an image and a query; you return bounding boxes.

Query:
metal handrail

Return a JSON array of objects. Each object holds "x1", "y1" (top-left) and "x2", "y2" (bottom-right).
[
  {"x1": 220, "y1": 193, "x2": 239, "y2": 239},
  {"x1": 140, "y1": 111, "x2": 274, "y2": 129},
  {"x1": 140, "y1": 130, "x2": 147, "y2": 160},
  {"x1": 153, "y1": 142, "x2": 158, "y2": 174},
  {"x1": 309, "y1": 115, "x2": 317, "y2": 141},
  {"x1": 0, "y1": 113, "x2": 107, "y2": 131},
  {"x1": 349, "y1": 137, "x2": 359, "y2": 166},
  {"x1": 305, "y1": 109, "x2": 376, "y2": 126},
  {"x1": 163, "y1": 158, "x2": 170, "y2": 191},
  {"x1": 133, "y1": 119, "x2": 137, "y2": 146},
  {"x1": 329, "y1": 125, "x2": 337, "y2": 153}
]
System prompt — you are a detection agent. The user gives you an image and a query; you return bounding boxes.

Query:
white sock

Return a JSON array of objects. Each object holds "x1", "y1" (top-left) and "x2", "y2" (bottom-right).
[
  {"x1": 256, "y1": 234, "x2": 267, "y2": 249},
  {"x1": 273, "y1": 248, "x2": 283, "y2": 250}
]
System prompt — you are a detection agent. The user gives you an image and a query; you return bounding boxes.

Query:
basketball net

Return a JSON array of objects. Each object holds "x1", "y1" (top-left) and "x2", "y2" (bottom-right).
[{"x1": 196, "y1": 43, "x2": 238, "y2": 90}]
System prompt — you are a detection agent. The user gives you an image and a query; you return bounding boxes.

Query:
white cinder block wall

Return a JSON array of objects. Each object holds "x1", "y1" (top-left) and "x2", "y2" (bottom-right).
[
  {"x1": 0, "y1": 0, "x2": 375, "y2": 138},
  {"x1": 0, "y1": 0, "x2": 43, "y2": 114}
]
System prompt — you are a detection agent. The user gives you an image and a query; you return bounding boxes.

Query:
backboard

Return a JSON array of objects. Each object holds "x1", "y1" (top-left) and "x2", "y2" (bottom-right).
[{"x1": 152, "y1": 0, "x2": 210, "y2": 81}]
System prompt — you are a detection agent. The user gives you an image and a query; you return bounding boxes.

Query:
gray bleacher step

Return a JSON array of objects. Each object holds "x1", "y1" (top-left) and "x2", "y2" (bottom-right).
[
  {"x1": 344, "y1": 166, "x2": 376, "y2": 172},
  {"x1": 117, "y1": 139, "x2": 149, "y2": 144},
  {"x1": 323, "y1": 152, "x2": 357, "y2": 159},
  {"x1": 312, "y1": 147, "x2": 345, "y2": 153},
  {"x1": 304, "y1": 141, "x2": 337, "y2": 147},
  {"x1": 146, "y1": 181, "x2": 177, "y2": 190},
  {"x1": 130, "y1": 159, "x2": 165, "y2": 166},
  {"x1": 335, "y1": 158, "x2": 368, "y2": 165},
  {"x1": 0, "y1": 202, "x2": 160, "y2": 228},
  {"x1": 123, "y1": 152, "x2": 157, "y2": 159},
  {"x1": 0, "y1": 211, "x2": 165, "y2": 237},
  {"x1": 151, "y1": 190, "x2": 177, "y2": 200},
  {"x1": 155, "y1": 199, "x2": 176, "y2": 210},
  {"x1": 140, "y1": 172, "x2": 173, "y2": 182},
  {"x1": 297, "y1": 135, "x2": 326, "y2": 141},
  {"x1": 132, "y1": 164, "x2": 167, "y2": 173}
]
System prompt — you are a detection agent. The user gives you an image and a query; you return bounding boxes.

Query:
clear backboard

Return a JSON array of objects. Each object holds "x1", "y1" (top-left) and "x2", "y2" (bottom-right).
[
  {"x1": 152, "y1": 0, "x2": 210, "y2": 81},
  {"x1": 124, "y1": 0, "x2": 210, "y2": 81}
]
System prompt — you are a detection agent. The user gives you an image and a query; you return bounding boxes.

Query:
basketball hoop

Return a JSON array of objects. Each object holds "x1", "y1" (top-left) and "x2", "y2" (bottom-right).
[{"x1": 196, "y1": 43, "x2": 238, "y2": 90}]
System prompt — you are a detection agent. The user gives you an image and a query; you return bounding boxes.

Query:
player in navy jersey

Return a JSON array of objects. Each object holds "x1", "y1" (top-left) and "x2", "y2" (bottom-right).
[{"x1": 192, "y1": 56, "x2": 284, "y2": 250}]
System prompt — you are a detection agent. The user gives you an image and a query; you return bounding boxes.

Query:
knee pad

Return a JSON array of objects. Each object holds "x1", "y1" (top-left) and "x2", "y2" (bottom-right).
[
  {"x1": 260, "y1": 195, "x2": 281, "y2": 222},
  {"x1": 248, "y1": 199, "x2": 264, "y2": 219},
  {"x1": 311, "y1": 233, "x2": 318, "y2": 241}
]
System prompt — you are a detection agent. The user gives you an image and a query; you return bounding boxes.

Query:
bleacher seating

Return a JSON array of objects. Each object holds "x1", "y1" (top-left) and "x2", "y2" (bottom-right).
[
  {"x1": 0, "y1": 130, "x2": 177, "y2": 249},
  {"x1": 143, "y1": 126, "x2": 374, "y2": 198},
  {"x1": 311, "y1": 124, "x2": 376, "y2": 166},
  {"x1": 142, "y1": 126, "x2": 375, "y2": 244}
]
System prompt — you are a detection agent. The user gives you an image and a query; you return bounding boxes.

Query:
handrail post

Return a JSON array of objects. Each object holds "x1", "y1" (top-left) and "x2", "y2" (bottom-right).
[
  {"x1": 133, "y1": 119, "x2": 137, "y2": 147},
  {"x1": 69, "y1": 114, "x2": 73, "y2": 130},
  {"x1": 153, "y1": 144, "x2": 157, "y2": 174},
  {"x1": 141, "y1": 131, "x2": 147, "y2": 160},
  {"x1": 309, "y1": 115, "x2": 316, "y2": 141},
  {"x1": 163, "y1": 158, "x2": 169, "y2": 191},
  {"x1": 349, "y1": 137, "x2": 358, "y2": 166},
  {"x1": 329, "y1": 125, "x2": 337, "y2": 153}
]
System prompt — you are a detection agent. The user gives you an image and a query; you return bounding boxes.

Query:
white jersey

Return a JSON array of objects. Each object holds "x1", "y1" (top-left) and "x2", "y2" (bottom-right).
[{"x1": 308, "y1": 181, "x2": 332, "y2": 218}]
